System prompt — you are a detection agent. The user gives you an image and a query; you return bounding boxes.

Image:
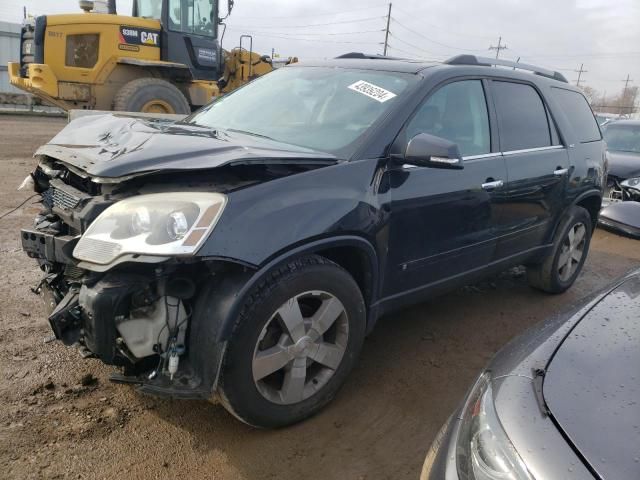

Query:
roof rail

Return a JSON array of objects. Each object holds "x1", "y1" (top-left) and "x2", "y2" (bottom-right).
[
  {"x1": 445, "y1": 55, "x2": 568, "y2": 83},
  {"x1": 335, "y1": 52, "x2": 403, "y2": 60}
]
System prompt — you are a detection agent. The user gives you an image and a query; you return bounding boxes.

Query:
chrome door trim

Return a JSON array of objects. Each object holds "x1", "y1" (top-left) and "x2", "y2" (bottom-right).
[
  {"x1": 502, "y1": 145, "x2": 565, "y2": 156},
  {"x1": 463, "y1": 152, "x2": 503, "y2": 161}
]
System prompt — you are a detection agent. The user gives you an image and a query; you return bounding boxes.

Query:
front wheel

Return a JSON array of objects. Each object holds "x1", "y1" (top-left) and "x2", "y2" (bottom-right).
[
  {"x1": 113, "y1": 78, "x2": 190, "y2": 114},
  {"x1": 527, "y1": 205, "x2": 592, "y2": 293},
  {"x1": 218, "y1": 255, "x2": 366, "y2": 428}
]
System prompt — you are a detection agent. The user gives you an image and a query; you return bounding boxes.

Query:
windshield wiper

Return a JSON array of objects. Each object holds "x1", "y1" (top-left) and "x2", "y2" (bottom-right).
[{"x1": 226, "y1": 128, "x2": 276, "y2": 141}]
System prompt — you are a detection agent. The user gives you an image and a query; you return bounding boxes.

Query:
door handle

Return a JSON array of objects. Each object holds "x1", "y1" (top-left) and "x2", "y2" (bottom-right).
[
  {"x1": 481, "y1": 179, "x2": 504, "y2": 190},
  {"x1": 554, "y1": 168, "x2": 569, "y2": 176}
]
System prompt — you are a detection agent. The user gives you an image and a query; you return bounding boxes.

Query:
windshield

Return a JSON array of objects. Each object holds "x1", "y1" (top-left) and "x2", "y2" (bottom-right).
[
  {"x1": 604, "y1": 124, "x2": 640, "y2": 154},
  {"x1": 188, "y1": 66, "x2": 417, "y2": 155}
]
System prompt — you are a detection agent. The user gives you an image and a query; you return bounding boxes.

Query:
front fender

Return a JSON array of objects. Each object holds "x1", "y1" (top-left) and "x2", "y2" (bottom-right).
[{"x1": 197, "y1": 159, "x2": 386, "y2": 268}]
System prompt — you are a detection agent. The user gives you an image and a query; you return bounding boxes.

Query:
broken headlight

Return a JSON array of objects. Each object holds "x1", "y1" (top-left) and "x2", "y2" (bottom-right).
[
  {"x1": 621, "y1": 177, "x2": 640, "y2": 192},
  {"x1": 73, "y1": 192, "x2": 226, "y2": 265},
  {"x1": 456, "y1": 373, "x2": 533, "y2": 480}
]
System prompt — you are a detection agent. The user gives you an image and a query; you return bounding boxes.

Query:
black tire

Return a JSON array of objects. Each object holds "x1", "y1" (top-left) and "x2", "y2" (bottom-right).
[
  {"x1": 527, "y1": 205, "x2": 592, "y2": 293},
  {"x1": 218, "y1": 255, "x2": 366, "y2": 428},
  {"x1": 112, "y1": 78, "x2": 190, "y2": 114}
]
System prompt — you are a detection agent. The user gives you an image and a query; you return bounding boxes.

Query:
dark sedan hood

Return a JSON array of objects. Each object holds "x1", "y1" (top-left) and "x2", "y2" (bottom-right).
[
  {"x1": 36, "y1": 114, "x2": 337, "y2": 178},
  {"x1": 544, "y1": 274, "x2": 640, "y2": 480},
  {"x1": 607, "y1": 150, "x2": 640, "y2": 179}
]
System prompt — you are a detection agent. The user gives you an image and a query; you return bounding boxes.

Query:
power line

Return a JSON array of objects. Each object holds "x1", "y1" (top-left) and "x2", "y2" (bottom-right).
[
  {"x1": 391, "y1": 4, "x2": 495, "y2": 40},
  {"x1": 230, "y1": 4, "x2": 389, "y2": 20},
  {"x1": 386, "y1": 45, "x2": 445, "y2": 62},
  {"x1": 225, "y1": 26, "x2": 383, "y2": 45},
  {"x1": 226, "y1": 27, "x2": 384, "y2": 37},
  {"x1": 390, "y1": 17, "x2": 482, "y2": 52},
  {"x1": 230, "y1": 16, "x2": 384, "y2": 30},
  {"x1": 489, "y1": 36, "x2": 508, "y2": 59},
  {"x1": 389, "y1": 32, "x2": 439, "y2": 57},
  {"x1": 519, "y1": 51, "x2": 640, "y2": 59}
]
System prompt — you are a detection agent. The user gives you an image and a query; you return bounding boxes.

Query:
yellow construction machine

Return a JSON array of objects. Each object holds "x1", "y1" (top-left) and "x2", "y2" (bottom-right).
[{"x1": 8, "y1": 0, "x2": 294, "y2": 113}]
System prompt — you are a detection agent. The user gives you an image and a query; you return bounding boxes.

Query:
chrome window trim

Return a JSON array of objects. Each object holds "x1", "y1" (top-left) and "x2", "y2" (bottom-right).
[
  {"x1": 401, "y1": 145, "x2": 565, "y2": 169},
  {"x1": 502, "y1": 145, "x2": 565, "y2": 156},
  {"x1": 462, "y1": 152, "x2": 502, "y2": 161}
]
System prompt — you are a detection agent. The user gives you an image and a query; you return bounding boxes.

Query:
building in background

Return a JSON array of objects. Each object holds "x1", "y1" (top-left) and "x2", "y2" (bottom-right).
[{"x1": 0, "y1": 21, "x2": 21, "y2": 94}]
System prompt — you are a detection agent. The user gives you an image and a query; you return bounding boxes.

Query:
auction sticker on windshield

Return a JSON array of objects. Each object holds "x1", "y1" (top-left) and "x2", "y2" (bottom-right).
[{"x1": 348, "y1": 80, "x2": 397, "y2": 103}]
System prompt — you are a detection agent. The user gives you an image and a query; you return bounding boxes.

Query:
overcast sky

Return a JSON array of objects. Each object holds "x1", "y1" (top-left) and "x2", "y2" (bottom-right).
[{"x1": 2, "y1": 0, "x2": 638, "y2": 98}]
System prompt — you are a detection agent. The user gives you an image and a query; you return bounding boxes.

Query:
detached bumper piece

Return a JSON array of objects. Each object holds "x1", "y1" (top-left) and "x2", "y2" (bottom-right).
[
  {"x1": 599, "y1": 201, "x2": 640, "y2": 239},
  {"x1": 21, "y1": 228, "x2": 77, "y2": 264}
]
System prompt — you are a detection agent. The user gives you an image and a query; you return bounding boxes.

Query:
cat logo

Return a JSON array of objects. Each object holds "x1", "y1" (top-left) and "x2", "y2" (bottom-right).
[
  {"x1": 119, "y1": 26, "x2": 160, "y2": 48},
  {"x1": 141, "y1": 31, "x2": 159, "y2": 46}
]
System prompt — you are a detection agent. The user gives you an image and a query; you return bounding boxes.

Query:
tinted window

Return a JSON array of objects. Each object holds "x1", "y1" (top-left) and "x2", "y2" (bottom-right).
[
  {"x1": 551, "y1": 88, "x2": 601, "y2": 143},
  {"x1": 406, "y1": 80, "x2": 490, "y2": 156},
  {"x1": 493, "y1": 82, "x2": 551, "y2": 151}
]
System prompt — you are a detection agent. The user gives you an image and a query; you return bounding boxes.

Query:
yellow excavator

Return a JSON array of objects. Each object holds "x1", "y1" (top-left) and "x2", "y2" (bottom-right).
[{"x1": 8, "y1": 0, "x2": 294, "y2": 114}]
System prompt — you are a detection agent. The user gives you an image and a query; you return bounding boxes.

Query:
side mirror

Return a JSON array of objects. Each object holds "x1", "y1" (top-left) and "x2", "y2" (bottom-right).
[{"x1": 403, "y1": 133, "x2": 463, "y2": 169}]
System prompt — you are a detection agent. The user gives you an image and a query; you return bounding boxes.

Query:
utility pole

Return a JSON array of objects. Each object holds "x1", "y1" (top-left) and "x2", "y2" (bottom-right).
[
  {"x1": 383, "y1": 3, "x2": 392, "y2": 56},
  {"x1": 621, "y1": 74, "x2": 634, "y2": 115},
  {"x1": 489, "y1": 36, "x2": 507, "y2": 59},
  {"x1": 574, "y1": 63, "x2": 587, "y2": 87}
]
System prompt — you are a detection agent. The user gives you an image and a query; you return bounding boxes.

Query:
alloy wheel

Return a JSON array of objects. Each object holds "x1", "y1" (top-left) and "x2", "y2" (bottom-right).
[
  {"x1": 252, "y1": 290, "x2": 349, "y2": 405},
  {"x1": 558, "y1": 222, "x2": 586, "y2": 281}
]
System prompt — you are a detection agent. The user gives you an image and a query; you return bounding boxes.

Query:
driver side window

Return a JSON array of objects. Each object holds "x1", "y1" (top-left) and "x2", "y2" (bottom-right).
[
  {"x1": 168, "y1": 0, "x2": 215, "y2": 37},
  {"x1": 406, "y1": 80, "x2": 490, "y2": 157}
]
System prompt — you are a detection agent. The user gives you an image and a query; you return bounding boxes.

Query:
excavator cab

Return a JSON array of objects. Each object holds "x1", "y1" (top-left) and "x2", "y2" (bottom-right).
[{"x1": 132, "y1": 0, "x2": 226, "y2": 81}]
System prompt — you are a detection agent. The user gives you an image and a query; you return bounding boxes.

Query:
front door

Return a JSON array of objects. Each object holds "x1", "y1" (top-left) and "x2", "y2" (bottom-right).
[
  {"x1": 382, "y1": 79, "x2": 507, "y2": 299},
  {"x1": 490, "y1": 80, "x2": 570, "y2": 258}
]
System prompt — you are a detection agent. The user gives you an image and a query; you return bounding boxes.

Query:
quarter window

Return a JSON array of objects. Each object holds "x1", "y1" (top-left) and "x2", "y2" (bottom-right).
[
  {"x1": 551, "y1": 88, "x2": 601, "y2": 143},
  {"x1": 406, "y1": 80, "x2": 490, "y2": 157},
  {"x1": 493, "y1": 81, "x2": 551, "y2": 151}
]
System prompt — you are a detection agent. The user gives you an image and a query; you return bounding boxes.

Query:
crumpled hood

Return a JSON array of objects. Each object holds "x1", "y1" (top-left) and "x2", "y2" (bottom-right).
[
  {"x1": 607, "y1": 150, "x2": 640, "y2": 179},
  {"x1": 36, "y1": 114, "x2": 337, "y2": 178}
]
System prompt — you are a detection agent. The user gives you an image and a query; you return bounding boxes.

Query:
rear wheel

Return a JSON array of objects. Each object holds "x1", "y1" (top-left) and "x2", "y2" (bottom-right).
[
  {"x1": 218, "y1": 255, "x2": 366, "y2": 428},
  {"x1": 113, "y1": 78, "x2": 190, "y2": 114},
  {"x1": 527, "y1": 205, "x2": 592, "y2": 293}
]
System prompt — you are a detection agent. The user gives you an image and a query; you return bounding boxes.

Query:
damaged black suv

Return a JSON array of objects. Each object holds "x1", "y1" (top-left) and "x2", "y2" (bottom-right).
[{"x1": 21, "y1": 54, "x2": 605, "y2": 427}]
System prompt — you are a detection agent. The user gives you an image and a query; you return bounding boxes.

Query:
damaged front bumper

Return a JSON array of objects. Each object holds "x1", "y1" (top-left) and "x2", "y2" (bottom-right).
[{"x1": 20, "y1": 168, "x2": 243, "y2": 401}]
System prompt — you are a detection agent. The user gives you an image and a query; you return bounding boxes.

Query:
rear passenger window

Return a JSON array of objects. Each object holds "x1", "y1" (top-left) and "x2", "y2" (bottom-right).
[
  {"x1": 551, "y1": 88, "x2": 601, "y2": 143},
  {"x1": 493, "y1": 81, "x2": 551, "y2": 151},
  {"x1": 406, "y1": 80, "x2": 490, "y2": 157}
]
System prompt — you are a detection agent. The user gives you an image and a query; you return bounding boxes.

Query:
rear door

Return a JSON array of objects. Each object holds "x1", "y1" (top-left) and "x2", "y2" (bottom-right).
[
  {"x1": 383, "y1": 79, "x2": 507, "y2": 298},
  {"x1": 490, "y1": 80, "x2": 570, "y2": 258}
]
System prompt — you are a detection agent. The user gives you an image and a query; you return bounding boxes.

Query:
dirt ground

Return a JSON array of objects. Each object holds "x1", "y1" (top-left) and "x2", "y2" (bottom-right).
[{"x1": 0, "y1": 114, "x2": 638, "y2": 480}]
